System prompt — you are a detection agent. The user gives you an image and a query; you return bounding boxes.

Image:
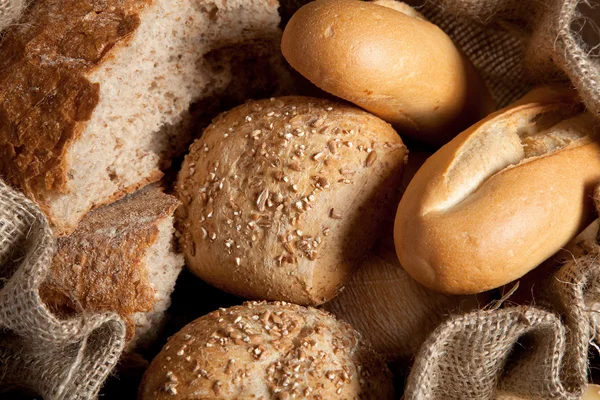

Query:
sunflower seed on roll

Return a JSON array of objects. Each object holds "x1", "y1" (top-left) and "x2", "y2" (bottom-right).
[
  {"x1": 138, "y1": 301, "x2": 394, "y2": 399},
  {"x1": 176, "y1": 96, "x2": 407, "y2": 305}
]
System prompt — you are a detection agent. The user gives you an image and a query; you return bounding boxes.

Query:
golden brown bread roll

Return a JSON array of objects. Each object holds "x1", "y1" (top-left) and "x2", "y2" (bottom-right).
[
  {"x1": 281, "y1": 0, "x2": 495, "y2": 145},
  {"x1": 138, "y1": 301, "x2": 394, "y2": 399},
  {"x1": 394, "y1": 86, "x2": 600, "y2": 294},
  {"x1": 176, "y1": 96, "x2": 407, "y2": 305}
]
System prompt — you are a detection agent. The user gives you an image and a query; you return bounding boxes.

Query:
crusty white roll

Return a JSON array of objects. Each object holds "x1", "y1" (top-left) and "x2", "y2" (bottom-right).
[
  {"x1": 176, "y1": 96, "x2": 407, "y2": 305},
  {"x1": 394, "y1": 86, "x2": 600, "y2": 294},
  {"x1": 281, "y1": 0, "x2": 495, "y2": 145},
  {"x1": 138, "y1": 301, "x2": 394, "y2": 399}
]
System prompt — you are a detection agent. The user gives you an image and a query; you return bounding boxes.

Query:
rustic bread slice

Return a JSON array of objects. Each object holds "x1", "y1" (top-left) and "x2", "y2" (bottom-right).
[
  {"x1": 40, "y1": 185, "x2": 184, "y2": 349},
  {"x1": 0, "y1": 0, "x2": 281, "y2": 235}
]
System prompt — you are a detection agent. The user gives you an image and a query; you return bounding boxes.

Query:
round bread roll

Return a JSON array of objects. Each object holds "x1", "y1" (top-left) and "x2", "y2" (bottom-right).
[
  {"x1": 138, "y1": 301, "x2": 394, "y2": 399},
  {"x1": 176, "y1": 96, "x2": 407, "y2": 305},
  {"x1": 394, "y1": 86, "x2": 600, "y2": 294},
  {"x1": 281, "y1": 0, "x2": 495, "y2": 145}
]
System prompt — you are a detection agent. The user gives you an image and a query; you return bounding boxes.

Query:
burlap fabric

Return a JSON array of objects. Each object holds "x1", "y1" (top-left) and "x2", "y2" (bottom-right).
[
  {"x1": 0, "y1": 179, "x2": 127, "y2": 399},
  {"x1": 0, "y1": 0, "x2": 27, "y2": 32}
]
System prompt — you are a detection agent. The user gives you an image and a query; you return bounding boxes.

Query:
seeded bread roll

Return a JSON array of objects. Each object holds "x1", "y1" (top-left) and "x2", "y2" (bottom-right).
[
  {"x1": 176, "y1": 96, "x2": 407, "y2": 305},
  {"x1": 40, "y1": 185, "x2": 184, "y2": 349},
  {"x1": 394, "y1": 86, "x2": 600, "y2": 294},
  {"x1": 281, "y1": 0, "x2": 495, "y2": 145},
  {"x1": 138, "y1": 301, "x2": 394, "y2": 399}
]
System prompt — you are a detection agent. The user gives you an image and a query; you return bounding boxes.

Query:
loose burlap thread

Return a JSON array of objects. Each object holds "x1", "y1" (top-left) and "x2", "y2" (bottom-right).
[{"x1": 0, "y1": 179, "x2": 127, "y2": 399}]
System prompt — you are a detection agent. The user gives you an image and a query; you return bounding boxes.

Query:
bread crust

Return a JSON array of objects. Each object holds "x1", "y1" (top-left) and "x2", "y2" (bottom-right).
[
  {"x1": 281, "y1": 0, "x2": 495, "y2": 145},
  {"x1": 0, "y1": 0, "x2": 151, "y2": 202},
  {"x1": 176, "y1": 96, "x2": 406, "y2": 305},
  {"x1": 40, "y1": 185, "x2": 180, "y2": 342},
  {"x1": 138, "y1": 301, "x2": 394, "y2": 399},
  {"x1": 394, "y1": 88, "x2": 600, "y2": 294}
]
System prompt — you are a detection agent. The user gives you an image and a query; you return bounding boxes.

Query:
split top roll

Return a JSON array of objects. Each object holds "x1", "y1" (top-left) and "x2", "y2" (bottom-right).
[{"x1": 394, "y1": 86, "x2": 600, "y2": 294}]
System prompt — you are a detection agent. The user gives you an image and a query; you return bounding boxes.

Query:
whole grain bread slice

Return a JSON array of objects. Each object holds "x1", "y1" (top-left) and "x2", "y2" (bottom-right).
[
  {"x1": 40, "y1": 185, "x2": 184, "y2": 349},
  {"x1": 0, "y1": 0, "x2": 283, "y2": 235}
]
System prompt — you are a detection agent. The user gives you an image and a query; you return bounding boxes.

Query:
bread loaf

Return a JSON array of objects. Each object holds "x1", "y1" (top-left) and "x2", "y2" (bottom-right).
[
  {"x1": 176, "y1": 96, "x2": 407, "y2": 305},
  {"x1": 394, "y1": 86, "x2": 600, "y2": 294},
  {"x1": 0, "y1": 0, "x2": 287, "y2": 235},
  {"x1": 40, "y1": 185, "x2": 184, "y2": 348},
  {"x1": 281, "y1": 0, "x2": 495, "y2": 145},
  {"x1": 138, "y1": 301, "x2": 394, "y2": 399}
]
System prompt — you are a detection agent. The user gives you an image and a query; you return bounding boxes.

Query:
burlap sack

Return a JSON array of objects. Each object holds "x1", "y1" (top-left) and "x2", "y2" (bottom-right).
[{"x1": 0, "y1": 179, "x2": 127, "y2": 399}]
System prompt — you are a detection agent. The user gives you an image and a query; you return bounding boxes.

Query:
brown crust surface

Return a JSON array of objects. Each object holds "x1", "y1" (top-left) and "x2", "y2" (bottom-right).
[
  {"x1": 40, "y1": 185, "x2": 180, "y2": 341},
  {"x1": 138, "y1": 301, "x2": 394, "y2": 399},
  {"x1": 0, "y1": 0, "x2": 150, "y2": 199},
  {"x1": 176, "y1": 96, "x2": 406, "y2": 305}
]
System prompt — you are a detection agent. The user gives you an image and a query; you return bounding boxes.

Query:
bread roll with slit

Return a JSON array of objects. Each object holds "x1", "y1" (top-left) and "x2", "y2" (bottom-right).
[
  {"x1": 176, "y1": 96, "x2": 407, "y2": 305},
  {"x1": 138, "y1": 301, "x2": 394, "y2": 399},
  {"x1": 281, "y1": 0, "x2": 495, "y2": 145},
  {"x1": 394, "y1": 86, "x2": 600, "y2": 294},
  {"x1": 0, "y1": 0, "x2": 288, "y2": 235},
  {"x1": 40, "y1": 186, "x2": 184, "y2": 349}
]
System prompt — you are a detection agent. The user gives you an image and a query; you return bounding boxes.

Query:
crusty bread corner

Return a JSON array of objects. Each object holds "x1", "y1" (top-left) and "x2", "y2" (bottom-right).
[
  {"x1": 176, "y1": 96, "x2": 407, "y2": 305},
  {"x1": 40, "y1": 185, "x2": 184, "y2": 348},
  {"x1": 394, "y1": 88, "x2": 600, "y2": 294},
  {"x1": 0, "y1": 0, "x2": 283, "y2": 235},
  {"x1": 138, "y1": 301, "x2": 394, "y2": 399}
]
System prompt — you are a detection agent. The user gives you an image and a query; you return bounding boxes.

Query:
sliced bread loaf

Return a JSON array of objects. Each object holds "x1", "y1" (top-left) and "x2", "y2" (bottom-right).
[
  {"x1": 0, "y1": 0, "x2": 282, "y2": 235},
  {"x1": 40, "y1": 185, "x2": 184, "y2": 349}
]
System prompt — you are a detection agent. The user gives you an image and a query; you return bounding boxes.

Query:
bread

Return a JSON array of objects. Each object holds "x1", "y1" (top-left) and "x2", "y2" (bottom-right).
[
  {"x1": 0, "y1": 0, "x2": 286, "y2": 235},
  {"x1": 394, "y1": 86, "x2": 600, "y2": 294},
  {"x1": 40, "y1": 185, "x2": 184, "y2": 348},
  {"x1": 281, "y1": 0, "x2": 495, "y2": 145},
  {"x1": 176, "y1": 96, "x2": 407, "y2": 305},
  {"x1": 138, "y1": 301, "x2": 394, "y2": 399}
]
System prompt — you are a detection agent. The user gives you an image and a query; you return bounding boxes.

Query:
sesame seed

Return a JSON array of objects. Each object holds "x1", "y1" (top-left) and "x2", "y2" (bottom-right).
[
  {"x1": 312, "y1": 152, "x2": 324, "y2": 161},
  {"x1": 235, "y1": 257, "x2": 241, "y2": 266},
  {"x1": 326, "y1": 107, "x2": 333, "y2": 111}
]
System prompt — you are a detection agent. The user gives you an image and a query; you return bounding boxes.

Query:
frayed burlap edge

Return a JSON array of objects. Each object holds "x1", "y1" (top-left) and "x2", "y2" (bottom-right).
[{"x1": 0, "y1": 179, "x2": 127, "y2": 400}]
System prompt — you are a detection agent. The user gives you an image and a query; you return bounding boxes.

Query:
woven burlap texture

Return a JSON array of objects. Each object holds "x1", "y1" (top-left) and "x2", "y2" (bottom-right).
[
  {"x1": 411, "y1": 0, "x2": 600, "y2": 114},
  {"x1": 405, "y1": 253, "x2": 600, "y2": 400},
  {"x1": 0, "y1": 179, "x2": 127, "y2": 399},
  {"x1": 0, "y1": 0, "x2": 27, "y2": 32}
]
